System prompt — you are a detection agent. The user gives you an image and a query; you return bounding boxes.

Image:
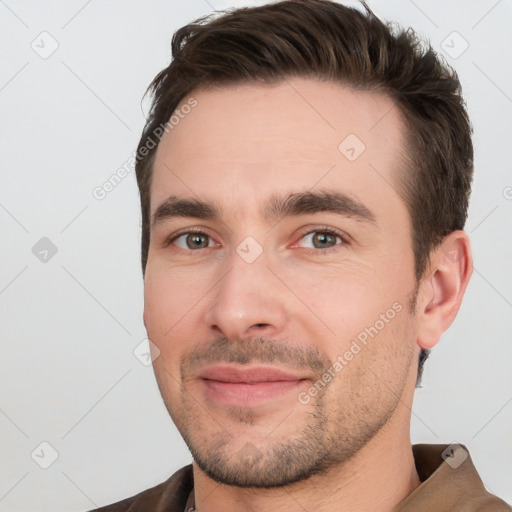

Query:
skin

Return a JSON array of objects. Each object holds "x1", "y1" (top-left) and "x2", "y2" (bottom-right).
[{"x1": 143, "y1": 77, "x2": 472, "y2": 512}]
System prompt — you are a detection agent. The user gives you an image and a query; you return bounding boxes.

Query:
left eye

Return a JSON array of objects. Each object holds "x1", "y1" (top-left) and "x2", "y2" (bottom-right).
[
  {"x1": 298, "y1": 231, "x2": 343, "y2": 250},
  {"x1": 173, "y1": 232, "x2": 216, "y2": 250}
]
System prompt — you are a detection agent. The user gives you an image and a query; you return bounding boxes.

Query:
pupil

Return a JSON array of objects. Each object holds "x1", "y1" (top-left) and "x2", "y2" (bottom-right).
[{"x1": 188, "y1": 234, "x2": 208, "y2": 248}]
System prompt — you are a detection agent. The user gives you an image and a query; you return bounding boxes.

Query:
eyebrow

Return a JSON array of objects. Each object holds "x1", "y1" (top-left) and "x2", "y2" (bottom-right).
[
  {"x1": 265, "y1": 191, "x2": 376, "y2": 224},
  {"x1": 152, "y1": 196, "x2": 220, "y2": 228},
  {"x1": 151, "y1": 190, "x2": 376, "y2": 228}
]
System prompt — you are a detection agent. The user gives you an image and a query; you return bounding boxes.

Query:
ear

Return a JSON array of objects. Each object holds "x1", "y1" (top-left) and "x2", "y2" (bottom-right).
[{"x1": 416, "y1": 231, "x2": 473, "y2": 350}]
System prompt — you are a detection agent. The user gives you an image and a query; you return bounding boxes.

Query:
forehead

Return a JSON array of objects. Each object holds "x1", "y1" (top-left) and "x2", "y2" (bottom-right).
[{"x1": 150, "y1": 78, "x2": 409, "y2": 222}]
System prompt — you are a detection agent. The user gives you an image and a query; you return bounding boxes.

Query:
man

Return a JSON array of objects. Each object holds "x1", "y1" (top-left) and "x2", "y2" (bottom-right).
[{"x1": 89, "y1": 1, "x2": 510, "y2": 510}]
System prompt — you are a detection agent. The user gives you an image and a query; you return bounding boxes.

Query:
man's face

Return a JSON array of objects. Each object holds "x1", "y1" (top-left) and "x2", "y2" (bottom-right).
[{"x1": 143, "y1": 78, "x2": 421, "y2": 487}]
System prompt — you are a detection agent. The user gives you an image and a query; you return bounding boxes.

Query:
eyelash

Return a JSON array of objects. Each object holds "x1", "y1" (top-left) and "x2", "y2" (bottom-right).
[
  {"x1": 162, "y1": 226, "x2": 348, "y2": 254},
  {"x1": 162, "y1": 228, "x2": 215, "y2": 250},
  {"x1": 294, "y1": 226, "x2": 348, "y2": 254}
]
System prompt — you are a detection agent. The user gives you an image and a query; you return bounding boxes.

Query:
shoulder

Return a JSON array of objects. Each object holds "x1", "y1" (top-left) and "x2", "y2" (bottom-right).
[
  {"x1": 85, "y1": 464, "x2": 194, "y2": 512},
  {"x1": 469, "y1": 496, "x2": 512, "y2": 512},
  {"x1": 405, "y1": 444, "x2": 511, "y2": 511}
]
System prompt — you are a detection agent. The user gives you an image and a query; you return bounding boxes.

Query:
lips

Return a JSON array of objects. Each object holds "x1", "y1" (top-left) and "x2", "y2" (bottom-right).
[
  {"x1": 198, "y1": 364, "x2": 306, "y2": 383},
  {"x1": 198, "y1": 365, "x2": 309, "y2": 406}
]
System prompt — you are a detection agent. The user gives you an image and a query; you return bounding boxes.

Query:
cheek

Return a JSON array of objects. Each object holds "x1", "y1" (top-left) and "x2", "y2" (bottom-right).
[
  {"x1": 143, "y1": 268, "x2": 203, "y2": 397},
  {"x1": 281, "y1": 260, "x2": 415, "y2": 376},
  {"x1": 143, "y1": 263, "x2": 210, "y2": 338},
  {"x1": 283, "y1": 263, "x2": 397, "y2": 333},
  {"x1": 322, "y1": 303, "x2": 416, "y2": 403}
]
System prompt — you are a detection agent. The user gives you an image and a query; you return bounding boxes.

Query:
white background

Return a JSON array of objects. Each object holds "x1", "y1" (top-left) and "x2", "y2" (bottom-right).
[{"x1": 1, "y1": 1, "x2": 511, "y2": 510}]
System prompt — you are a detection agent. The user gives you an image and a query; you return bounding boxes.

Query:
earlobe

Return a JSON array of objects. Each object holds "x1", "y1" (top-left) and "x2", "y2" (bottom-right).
[{"x1": 417, "y1": 231, "x2": 473, "y2": 350}]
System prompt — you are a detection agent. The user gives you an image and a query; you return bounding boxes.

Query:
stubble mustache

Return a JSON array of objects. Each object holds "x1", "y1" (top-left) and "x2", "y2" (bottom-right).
[{"x1": 180, "y1": 336, "x2": 333, "y2": 381}]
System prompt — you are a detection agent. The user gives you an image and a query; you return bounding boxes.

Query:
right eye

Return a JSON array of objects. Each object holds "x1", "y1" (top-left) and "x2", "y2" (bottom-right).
[{"x1": 165, "y1": 230, "x2": 218, "y2": 251}]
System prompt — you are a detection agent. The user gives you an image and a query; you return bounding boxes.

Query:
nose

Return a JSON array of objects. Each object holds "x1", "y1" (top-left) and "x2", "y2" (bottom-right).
[{"x1": 203, "y1": 247, "x2": 288, "y2": 340}]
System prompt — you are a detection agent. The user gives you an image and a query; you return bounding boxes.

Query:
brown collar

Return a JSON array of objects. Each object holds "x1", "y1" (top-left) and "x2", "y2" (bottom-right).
[{"x1": 183, "y1": 444, "x2": 509, "y2": 511}]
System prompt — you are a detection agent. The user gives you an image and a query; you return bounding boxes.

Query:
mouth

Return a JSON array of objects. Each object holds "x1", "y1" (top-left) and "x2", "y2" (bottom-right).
[{"x1": 198, "y1": 364, "x2": 309, "y2": 406}]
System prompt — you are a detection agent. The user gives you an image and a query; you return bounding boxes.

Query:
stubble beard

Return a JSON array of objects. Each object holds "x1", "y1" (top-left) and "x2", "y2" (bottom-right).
[
  {"x1": 163, "y1": 371, "x2": 405, "y2": 488},
  {"x1": 155, "y1": 325, "x2": 415, "y2": 488}
]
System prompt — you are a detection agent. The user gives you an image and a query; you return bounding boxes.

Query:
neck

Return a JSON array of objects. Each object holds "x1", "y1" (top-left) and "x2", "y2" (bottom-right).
[{"x1": 191, "y1": 403, "x2": 421, "y2": 512}]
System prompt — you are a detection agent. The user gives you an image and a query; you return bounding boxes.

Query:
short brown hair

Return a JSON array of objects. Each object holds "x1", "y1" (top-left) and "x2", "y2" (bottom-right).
[{"x1": 135, "y1": 0, "x2": 474, "y2": 385}]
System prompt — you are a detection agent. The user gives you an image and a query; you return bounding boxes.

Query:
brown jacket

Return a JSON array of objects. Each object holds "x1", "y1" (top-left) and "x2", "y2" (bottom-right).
[{"x1": 88, "y1": 444, "x2": 511, "y2": 511}]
